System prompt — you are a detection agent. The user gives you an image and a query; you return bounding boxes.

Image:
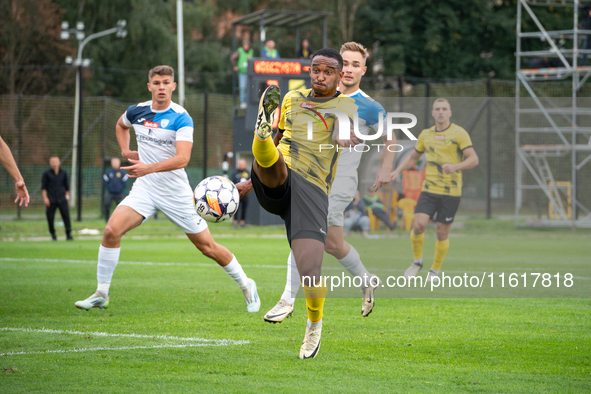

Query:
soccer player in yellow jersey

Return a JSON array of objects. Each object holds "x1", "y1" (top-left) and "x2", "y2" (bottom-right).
[
  {"x1": 250, "y1": 48, "x2": 360, "y2": 359},
  {"x1": 389, "y1": 98, "x2": 479, "y2": 282}
]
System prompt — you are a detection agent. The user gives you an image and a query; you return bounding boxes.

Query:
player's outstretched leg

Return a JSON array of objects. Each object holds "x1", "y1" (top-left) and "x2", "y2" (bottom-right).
[
  {"x1": 75, "y1": 206, "x2": 143, "y2": 311},
  {"x1": 187, "y1": 229, "x2": 260, "y2": 312},
  {"x1": 264, "y1": 252, "x2": 298, "y2": 323},
  {"x1": 325, "y1": 226, "x2": 380, "y2": 317}
]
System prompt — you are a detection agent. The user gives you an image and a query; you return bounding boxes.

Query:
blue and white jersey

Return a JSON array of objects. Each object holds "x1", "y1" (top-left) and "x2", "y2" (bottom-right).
[
  {"x1": 335, "y1": 88, "x2": 387, "y2": 184},
  {"x1": 122, "y1": 100, "x2": 194, "y2": 195}
]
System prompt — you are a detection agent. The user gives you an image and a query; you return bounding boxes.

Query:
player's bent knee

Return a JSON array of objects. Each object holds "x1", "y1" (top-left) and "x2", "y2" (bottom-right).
[{"x1": 103, "y1": 224, "x2": 123, "y2": 243}]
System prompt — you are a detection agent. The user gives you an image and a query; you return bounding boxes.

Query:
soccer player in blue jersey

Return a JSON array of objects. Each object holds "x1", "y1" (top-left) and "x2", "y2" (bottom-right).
[
  {"x1": 75, "y1": 65, "x2": 260, "y2": 313},
  {"x1": 264, "y1": 42, "x2": 398, "y2": 322}
]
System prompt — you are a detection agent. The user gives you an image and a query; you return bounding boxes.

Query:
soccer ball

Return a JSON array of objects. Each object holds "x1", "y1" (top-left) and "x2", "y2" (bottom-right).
[{"x1": 193, "y1": 176, "x2": 240, "y2": 222}]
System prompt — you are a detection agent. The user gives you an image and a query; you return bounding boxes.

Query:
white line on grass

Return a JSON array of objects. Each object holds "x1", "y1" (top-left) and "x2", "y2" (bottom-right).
[{"x1": 0, "y1": 327, "x2": 249, "y2": 357}]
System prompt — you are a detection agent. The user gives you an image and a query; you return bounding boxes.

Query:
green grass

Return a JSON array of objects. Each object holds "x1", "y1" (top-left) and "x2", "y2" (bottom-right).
[{"x1": 0, "y1": 218, "x2": 590, "y2": 393}]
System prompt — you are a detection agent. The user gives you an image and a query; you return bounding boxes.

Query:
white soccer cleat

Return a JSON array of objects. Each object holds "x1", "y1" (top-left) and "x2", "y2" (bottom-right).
[
  {"x1": 361, "y1": 274, "x2": 381, "y2": 317},
  {"x1": 426, "y1": 269, "x2": 440, "y2": 284},
  {"x1": 75, "y1": 290, "x2": 109, "y2": 311},
  {"x1": 263, "y1": 299, "x2": 294, "y2": 323},
  {"x1": 404, "y1": 261, "x2": 423, "y2": 278},
  {"x1": 255, "y1": 85, "x2": 280, "y2": 140},
  {"x1": 242, "y1": 279, "x2": 261, "y2": 313},
  {"x1": 299, "y1": 323, "x2": 322, "y2": 359}
]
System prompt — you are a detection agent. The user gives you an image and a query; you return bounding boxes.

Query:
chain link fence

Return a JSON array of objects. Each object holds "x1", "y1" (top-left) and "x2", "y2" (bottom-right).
[{"x1": 1, "y1": 78, "x2": 589, "y2": 221}]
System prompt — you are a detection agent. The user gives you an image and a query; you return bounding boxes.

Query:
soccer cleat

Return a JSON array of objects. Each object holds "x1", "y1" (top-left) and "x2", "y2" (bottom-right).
[
  {"x1": 75, "y1": 290, "x2": 109, "y2": 311},
  {"x1": 299, "y1": 323, "x2": 322, "y2": 359},
  {"x1": 426, "y1": 269, "x2": 440, "y2": 283},
  {"x1": 263, "y1": 299, "x2": 294, "y2": 323},
  {"x1": 255, "y1": 85, "x2": 281, "y2": 140},
  {"x1": 361, "y1": 274, "x2": 381, "y2": 317},
  {"x1": 242, "y1": 278, "x2": 261, "y2": 313},
  {"x1": 404, "y1": 261, "x2": 423, "y2": 278}
]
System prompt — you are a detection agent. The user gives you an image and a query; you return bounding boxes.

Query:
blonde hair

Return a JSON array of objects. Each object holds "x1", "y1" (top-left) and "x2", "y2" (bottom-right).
[
  {"x1": 148, "y1": 65, "x2": 174, "y2": 81},
  {"x1": 340, "y1": 42, "x2": 369, "y2": 60}
]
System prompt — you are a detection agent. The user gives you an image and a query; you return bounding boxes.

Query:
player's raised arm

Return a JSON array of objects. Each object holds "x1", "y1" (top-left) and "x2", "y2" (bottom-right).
[
  {"x1": 389, "y1": 148, "x2": 422, "y2": 183},
  {"x1": 373, "y1": 133, "x2": 398, "y2": 191},
  {"x1": 0, "y1": 135, "x2": 29, "y2": 206},
  {"x1": 116, "y1": 115, "x2": 139, "y2": 161}
]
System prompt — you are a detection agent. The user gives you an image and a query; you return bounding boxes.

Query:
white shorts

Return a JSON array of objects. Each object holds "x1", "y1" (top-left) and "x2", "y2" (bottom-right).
[
  {"x1": 119, "y1": 183, "x2": 208, "y2": 234},
  {"x1": 327, "y1": 175, "x2": 358, "y2": 227}
]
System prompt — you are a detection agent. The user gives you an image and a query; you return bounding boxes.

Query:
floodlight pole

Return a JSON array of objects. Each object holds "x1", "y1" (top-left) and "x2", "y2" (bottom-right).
[
  {"x1": 177, "y1": 0, "x2": 185, "y2": 107},
  {"x1": 64, "y1": 23, "x2": 126, "y2": 220}
]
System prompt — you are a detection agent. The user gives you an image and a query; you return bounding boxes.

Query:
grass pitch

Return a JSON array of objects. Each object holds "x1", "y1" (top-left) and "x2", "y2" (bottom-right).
[{"x1": 0, "y1": 218, "x2": 590, "y2": 393}]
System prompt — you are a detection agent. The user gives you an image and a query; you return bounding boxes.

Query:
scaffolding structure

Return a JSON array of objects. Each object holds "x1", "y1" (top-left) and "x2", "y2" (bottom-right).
[{"x1": 516, "y1": 0, "x2": 591, "y2": 227}]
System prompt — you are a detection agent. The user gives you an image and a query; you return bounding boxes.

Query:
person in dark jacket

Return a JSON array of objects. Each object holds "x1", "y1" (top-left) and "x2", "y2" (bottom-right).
[
  {"x1": 42, "y1": 155, "x2": 72, "y2": 240},
  {"x1": 231, "y1": 159, "x2": 250, "y2": 227},
  {"x1": 103, "y1": 157, "x2": 128, "y2": 222}
]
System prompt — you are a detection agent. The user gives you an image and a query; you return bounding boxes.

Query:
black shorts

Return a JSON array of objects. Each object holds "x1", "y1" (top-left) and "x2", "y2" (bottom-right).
[
  {"x1": 415, "y1": 191, "x2": 461, "y2": 224},
  {"x1": 251, "y1": 164, "x2": 328, "y2": 245}
]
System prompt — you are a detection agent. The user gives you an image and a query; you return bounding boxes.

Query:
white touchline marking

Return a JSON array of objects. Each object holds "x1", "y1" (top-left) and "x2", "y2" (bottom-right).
[
  {"x1": 0, "y1": 343, "x2": 228, "y2": 357},
  {"x1": 0, "y1": 327, "x2": 249, "y2": 357}
]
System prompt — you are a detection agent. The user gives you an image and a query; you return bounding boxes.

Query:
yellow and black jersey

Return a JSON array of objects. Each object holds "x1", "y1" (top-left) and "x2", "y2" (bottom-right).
[
  {"x1": 277, "y1": 88, "x2": 357, "y2": 195},
  {"x1": 414, "y1": 123, "x2": 473, "y2": 197}
]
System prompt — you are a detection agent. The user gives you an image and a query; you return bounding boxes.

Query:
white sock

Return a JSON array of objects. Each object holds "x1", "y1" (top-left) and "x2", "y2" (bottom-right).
[
  {"x1": 414, "y1": 257, "x2": 423, "y2": 265},
  {"x1": 97, "y1": 245, "x2": 121, "y2": 294},
  {"x1": 280, "y1": 252, "x2": 300, "y2": 305},
  {"x1": 221, "y1": 255, "x2": 249, "y2": 289},
  {"x1": 337, "y1": 246, "x2": 370, "y2": 278},
  {"x1": 307, "y1": 318, "x2": 322, "y2": 328}
]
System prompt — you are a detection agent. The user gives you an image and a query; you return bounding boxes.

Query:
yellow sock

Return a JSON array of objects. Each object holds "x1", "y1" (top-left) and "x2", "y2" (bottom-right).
[
  {"x1": 410, "y1": 230, "x2": 424, "y2": 260},
  {"x1": 303, "y1": 281, "x2": 327, "y2": 324},
  {"x1": 252, "y1": 134, "x2": 279, "y2": 168},
  {"x1": 432, "y1": 239, "x2": 450, "y2": 271}
]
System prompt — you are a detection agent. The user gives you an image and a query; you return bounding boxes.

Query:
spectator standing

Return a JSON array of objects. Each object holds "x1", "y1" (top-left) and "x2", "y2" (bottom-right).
[
  {"x1": 262, "y1": 40, "x2": 280, "y2": 59},
  {"x1": 297, "y1": 39, "x2": 314, "y2": 59},
  {"x1": 231, "y1": 40, "x2": 254, "y2": 109},
  {"x1": 103, "y1": 157, "x2": 128, "y2": 222},
  {"x1": 42, "y1": 155, "x2": 73, "y2": 241}
]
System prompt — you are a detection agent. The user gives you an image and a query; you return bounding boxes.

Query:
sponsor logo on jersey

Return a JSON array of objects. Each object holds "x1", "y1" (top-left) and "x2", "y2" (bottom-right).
[
  {"x1": 434, "y1": 135, "x2": 446, "y2": 139},
  {"x1": 144, "y1": 121, "x2": 159, "y2": 128},
  {"x1": 137, "y1": 118, "x2": 146, "y2": 123}
]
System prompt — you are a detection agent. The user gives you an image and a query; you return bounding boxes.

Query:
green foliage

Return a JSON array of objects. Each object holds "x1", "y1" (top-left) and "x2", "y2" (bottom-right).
[{"x1": 0, "y1": 219, "x2": 590, "y2": 392}]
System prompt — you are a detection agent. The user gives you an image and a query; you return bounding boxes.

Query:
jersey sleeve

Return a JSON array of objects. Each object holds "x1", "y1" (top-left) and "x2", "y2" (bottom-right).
[
  {"x1": 414, "y1": 131, "x2": 426, "y2": 153},
  {"x1": 366, "y1": 100, "x2": 387, "y2": 133},
  {"x1": 176, "y1": 113, "x2": 194, "y2": 142},
  {"x1": 458, "y1": 129, "x2": 473, "y2": 151},
  {"x1": 122, "y1": 105, "x2": 137, "y2": 127}
]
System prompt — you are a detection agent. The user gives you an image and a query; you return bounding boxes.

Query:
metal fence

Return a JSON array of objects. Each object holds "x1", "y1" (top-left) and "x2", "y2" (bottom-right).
[{"x1": 1, "y1": 78, "x2": 589, "y2": 220}]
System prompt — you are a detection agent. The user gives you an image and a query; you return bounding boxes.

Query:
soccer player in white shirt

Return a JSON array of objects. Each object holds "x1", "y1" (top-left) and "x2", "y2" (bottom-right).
[
  {"x1": 263, "y1": 42, "x2": 397, "y2": 322},
  {"x1": 75, "y1": 65, "x2": 260, "y2": 313}
]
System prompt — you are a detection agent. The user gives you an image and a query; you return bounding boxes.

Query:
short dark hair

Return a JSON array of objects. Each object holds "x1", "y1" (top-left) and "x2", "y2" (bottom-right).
[
  {"x1": 311, "y1": 48, "x2": 343, "y2": 70},
  {"x1": 49, "y1": 154, "x2": 59, "y2": 160}
]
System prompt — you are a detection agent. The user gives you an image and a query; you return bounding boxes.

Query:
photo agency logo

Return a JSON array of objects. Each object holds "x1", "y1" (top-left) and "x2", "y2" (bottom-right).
[{"x1": 302, "y1": 106, "x2": 418, "y2": 152}]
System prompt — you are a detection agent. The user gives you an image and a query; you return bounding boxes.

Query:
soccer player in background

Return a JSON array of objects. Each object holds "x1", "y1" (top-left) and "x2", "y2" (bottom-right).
[
  {"x1": 389, "y1": 98, "x2": 479, "y2": 281},
  {"x1": 264, "y1": 42, "x2": 397, "y2": 322},
  {"x1": 250, "y1": 48, "x2": 360, "y2": 359},
  {"x1": 0, "y1": 134, "x2": 29, "y2": 207},
  {"x1": 75, "y1": 65, "x2": 260, "y2": 313}
]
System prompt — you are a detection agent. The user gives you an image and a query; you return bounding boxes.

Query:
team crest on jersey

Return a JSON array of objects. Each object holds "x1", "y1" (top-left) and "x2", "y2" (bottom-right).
[
  {"x1": 300, "y1": 103, "x2": 328, "y2": 131},
  {"x1": 434, "y1": 135, "x2": 446, "y2": 139},
  {"x1": 144, "y1": 121, "x2": 159, "y2": 128},
  {"x1": 161, "y1": 119, "x2": 169, "y2": 128}
]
